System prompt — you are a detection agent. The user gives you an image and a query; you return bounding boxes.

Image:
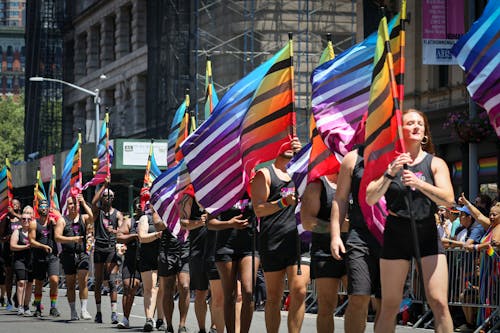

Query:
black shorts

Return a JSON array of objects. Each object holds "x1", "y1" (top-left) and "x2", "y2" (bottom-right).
[
  {"x1": 190, "y1": 256, "x2": 209, "y2": 290},
  {"x1": 1, "y1": 246, "x2": 12, "y2": 267},
  {"x1": 345, "y1": 229, "x2": 382, "y2": 298},
  {"x1": 122, "y1": 260, "x2": 141, "y2": 281},
  {"x1": 261, "y1": 251, "x2": 311, "y2": 272},
  {"x1": 215, "y1": 229, "x2": 258, "y2": 262},
  {"x1": 311, "y1": 256, "x2": 346, "y2": 279},
  {"x1": 14, "y1": 260, "x2": 33, "y2": 281},
  {"x1": 206, "y1": 260, "x2": 219, "y2": 281},
  {"x1": 381, "y1": 216, "x2": 444, "y2": 261},
  {"x1": 60, "y1": 252, "x2": 89, "y2": 275},
  {"x1": 158, "y1": 242, "x2": 190, "y2": 277},
  {"x1": 33, "y1": 255, "x2": 59, "y2": 281},
  {"x1": 94, "y1": 246, "x2": 118, "y2": 264},
  {"x1": 139, "y1": 254, "x2": 159, "y2": 272}
]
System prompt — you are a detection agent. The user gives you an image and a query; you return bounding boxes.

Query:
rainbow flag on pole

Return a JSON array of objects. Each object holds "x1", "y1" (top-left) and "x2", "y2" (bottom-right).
[{"x1": 83, "y1": 113, "x2": 111, "y2": 190}]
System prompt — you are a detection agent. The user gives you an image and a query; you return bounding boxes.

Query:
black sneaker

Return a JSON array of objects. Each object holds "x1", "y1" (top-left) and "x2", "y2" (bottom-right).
[
  {"x1": 165, "y1": 325, "x2": 174, "y2": 333},
  {"x1": 49, "y1": 307, "x2": 61, "y2": 317},
  {"x1": 156, "y1": 319, "x2": 165, "y2": 330},
  {"x1": 95, "y1": 311, "x2": 103, "y2": 323},
  {"x1": 144, "y1": 318, "x2": 154, "y2": 332},
  {"x1": 34, "y1": 308, "x2": 42, "y2": 317}
]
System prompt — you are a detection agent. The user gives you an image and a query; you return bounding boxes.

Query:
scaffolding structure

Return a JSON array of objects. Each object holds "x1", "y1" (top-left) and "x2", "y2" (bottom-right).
[
  {"x1": 24, "y1": 0, "x2": 65, "y2": 159},
  {"x1": 192, "y1": 0, "x2": 357, "y2": 140}
]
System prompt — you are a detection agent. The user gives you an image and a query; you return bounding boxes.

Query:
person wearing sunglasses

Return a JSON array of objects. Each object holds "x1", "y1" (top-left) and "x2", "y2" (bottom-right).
[
  {"x1": 10, "y1": 212, "x2": 33, "y2": 316},
  {"x1": 91, "y1": 179, "x2": 124, "y2": 324},
  {"x1": 55, "y1": 194, "x2": 94, "y2": 321},
  {"x1": 28, "y1": 199, "x2": 61, "y2": 317}
]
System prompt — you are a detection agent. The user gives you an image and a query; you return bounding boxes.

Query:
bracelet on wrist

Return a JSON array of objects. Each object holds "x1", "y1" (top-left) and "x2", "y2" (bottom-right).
[
  {"x1": 384, "y1": 171, "x2": 396, "y2": 180},
  {"x1": 474, "y1": 244, "x2": 478, "y2": 251}
]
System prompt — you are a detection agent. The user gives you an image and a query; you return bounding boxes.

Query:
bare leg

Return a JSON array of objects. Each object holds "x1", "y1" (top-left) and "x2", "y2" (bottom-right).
[
  {"x1": 16, "y1": 280, "x2": 26, "y2": 309},
  {"x1": 93, "y1": 263, "x2": 104, "y2": 307},
  {"x1": 263, "y1": 270, "x2": 286, "y2": 333},
  {"x1": 141, "y1": 270, "x2": 159, "y2": 319},
  {"x1": 160, "y1": 275, "x2": 176, "y2": 328},
  {"x1": 209, "y1": 279, "x2": 225, "y2": 333},
  {"x1": 122, "y1": 276, "x2": 140, "y2": 319},
  {"x1": 65, "y1": 274, "x2": 77, "y2": 304},
  {"x1": 194, "y1": 289, "x2": 208, "y2": 331},
  {"x1": 177, "y1": 272, "x2": 190, "y2": 328},
  {"x1": 285, "y1": 264, "x2": 310, "y2": 333},
  {"x1": 239, "y1": 256, "x2": 259, "y2": 333},
  {"x1": 216, "y1": 261, "x2": 238, "y2": 333},
  {"x1": 316, "y1": 277, "x2": 340, "y2": 333},
  {"x1": 344, "y1": 295, "x2": 371, "y2": 333}
]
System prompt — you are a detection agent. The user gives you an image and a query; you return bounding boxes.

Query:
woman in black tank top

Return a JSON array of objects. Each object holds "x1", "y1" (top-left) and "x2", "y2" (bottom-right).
[
  {"x1": 366, "y1": 109, "x2": 455, "y2": 333},
  {"x1": 9, "y1": 212, "x2": 33, "y2": 315}
]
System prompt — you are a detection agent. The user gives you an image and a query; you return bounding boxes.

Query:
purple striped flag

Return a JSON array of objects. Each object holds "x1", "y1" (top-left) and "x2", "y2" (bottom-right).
[{"x1": 451, "y1": 0, "x2": 500, "y2": 137}]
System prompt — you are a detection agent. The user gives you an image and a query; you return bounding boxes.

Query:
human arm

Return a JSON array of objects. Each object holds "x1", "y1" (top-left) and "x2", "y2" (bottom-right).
[
  {"x1": 138, "y1": 215, "x2": 162, "y2": 243},
  {"x1": 10, "y1": 229, "x2": 29, "y2": 251},
  {"x1": 330, "y1": 150, "x2": 355, "y2": 260},
  {"x1": 28, "y1": 220, "x2": 51, "y2": 253},
  {"x1": 250, "y1": 169, "x2": 295, "y2": 218},
  {"x1": 151, "y1": 206, "x2": 167, "y2": 231},
  {"x1": 78, "y1": 194, "x2": 94, "y2": 226},
  {"x1": 116, "y1": 217, "x2": 138, "y2": 243},
  {"x1": 301, "y1": 181, "x2": 330, "y2": 234},
  {"x1": 207, "y1": 214, "x2": 249, "y2": 231},
  {"x1": 458, "y1": 193, "x2": 490, "y2": 229},
  {"x1": 7, "y1": 206, "x2": 21, "y2": 220}
]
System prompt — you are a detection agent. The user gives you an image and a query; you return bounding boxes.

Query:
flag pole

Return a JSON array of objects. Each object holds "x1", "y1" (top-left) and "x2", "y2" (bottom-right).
[{"x1": 288, "y1": 32, "x2": 302, "y2": 276}]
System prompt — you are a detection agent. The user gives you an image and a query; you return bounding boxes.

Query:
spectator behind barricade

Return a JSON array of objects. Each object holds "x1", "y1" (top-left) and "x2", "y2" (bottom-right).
[
  {"x1": 436, "y1": 206, "x2": 452, "y2": 240},
  {"x1": 452, "y1": 206, "x2": 486, "y2": 248},
  {"x1": 448, "y1": 207, "x2": 461, "y2": 238}
]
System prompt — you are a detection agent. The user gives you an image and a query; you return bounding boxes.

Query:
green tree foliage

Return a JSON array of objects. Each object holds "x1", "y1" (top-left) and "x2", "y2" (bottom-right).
[{"x1": 0, "y1": 94, "x2": 25, "y2": 166}]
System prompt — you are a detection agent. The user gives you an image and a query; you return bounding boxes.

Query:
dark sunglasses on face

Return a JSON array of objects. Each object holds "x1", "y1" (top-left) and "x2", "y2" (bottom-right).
[{"x1": 22, "y1": 218, "x2": 31, "y2": 221}]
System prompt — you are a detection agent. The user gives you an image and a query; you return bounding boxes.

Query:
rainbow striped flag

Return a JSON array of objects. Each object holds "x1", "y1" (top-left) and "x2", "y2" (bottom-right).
[
  {"x1": 83, "y1": 113, "x2": 111, "y2": 190},
  {"x1": 167, "y1": 93, "x2": 189, "y2": 168},
  {"x1": 33, "y1": 168, "x2": 47, "y2": 217},
  {"x1": 180, "y1": 40, "x2": 295, "y2": 215},
  {"x1": 150, "y1": 160, "x2": 190, "y2": 242},
  {"x1": 49, "y1": 164, "x2": 60, "y2": 211},
  {"x1": 310, "y1": 16, "x2": 398, "y2": 160},
  {"x1": 60, "y1": 134, "x2": 82, "y2": 215},
  {"x1": 0, "y1": 158, "x2": 13, "y2": 220},
  {"x1": 204, "y1": 56, "x2": 219, "y2": 120},
  {"x1": 359, "y1": 15, "x2": 406, "y2": 244},
  {"x1": 451, "y1": 0, "x2": 500, "y2": 138},
  {"x1": 140, "y1": 141, "x2": 162, "y2": 209}
]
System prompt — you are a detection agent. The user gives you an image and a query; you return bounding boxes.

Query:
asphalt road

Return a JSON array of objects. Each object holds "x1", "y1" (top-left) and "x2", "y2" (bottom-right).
[{"x1": 0, "y1": 289, "x2": 431, "y2": 333}]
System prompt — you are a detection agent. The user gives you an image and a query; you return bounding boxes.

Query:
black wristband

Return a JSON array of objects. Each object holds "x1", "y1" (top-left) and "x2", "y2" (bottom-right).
[{"x1": 384, "y1": 171, "x2": 396, "y2": 180}]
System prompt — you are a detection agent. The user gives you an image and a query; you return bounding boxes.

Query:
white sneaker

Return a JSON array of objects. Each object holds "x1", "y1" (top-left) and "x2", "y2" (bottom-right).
[
  {"x1": 81, "y1": 309, "x2": 92, "y2": 320},
  {"x1": 17, "y1": 307, "x2": 24, "y2": 316},
  {"x1": 117, "y1": 317, "x2": 130, "y2": 329},
  {"x1": 23, "y1": 309, "x2": 32, "y2": 316},
  {"x1": 70, "y1": 310, "x2": 79, "y2": 321}
]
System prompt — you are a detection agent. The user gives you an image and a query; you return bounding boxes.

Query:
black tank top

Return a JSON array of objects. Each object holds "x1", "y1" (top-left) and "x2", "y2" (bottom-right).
[
  {"x1": 34, "y1": 219, "x2": 57, "y2": 258},
  {"x1": 188, "y1": 199, "x2": 207, "y2": 258},
  {"x1": 385, "y1": 153, "x2": 437, "y2": 221},
  {"x1": 259, "y1": 166, "x2": 298, "y2": 253},
  {"x1": 311, "y1": 177, "x2": 335, "y2": 259},
  {"x1": 62, "y1": 215, "x2": 86, "y2": 253},
  {"x1": 139, "y1": 215, "x2": 160, "y2": 260},
  {"x1": 95, "y1": 209, "x2": 118, "y2": 247},
  {"x1": 13, "y1": 229, "x2": 31, "y2": 263},
  {"x1": 216, "y1": 195, "x2": 256, "y2": 255},
  {"x1": 2, "y1": 216, "x2": 21, "y2": 257}
]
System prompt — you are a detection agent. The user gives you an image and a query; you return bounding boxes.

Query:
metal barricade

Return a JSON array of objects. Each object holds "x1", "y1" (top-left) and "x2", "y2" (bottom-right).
[{"x1": 410, "y1": 247, "x2": 499, "y2": 332}]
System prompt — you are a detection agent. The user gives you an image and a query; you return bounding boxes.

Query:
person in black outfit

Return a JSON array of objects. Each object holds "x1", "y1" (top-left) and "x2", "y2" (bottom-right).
[
  {"x1": 116, "y1": 199, "x2": 142, "y2": 329},
  {"x1": 9, "y1": 212, "x2": 33, "y2": 316},
  {"x1": 250, "y1": 137, "x2": 309, "y2": 333},
  {"x1": 301, "y1": 174, "x2": 347, "y2": 333},
  {"x1": 208, "y1": 193, "x2": 256, "y2": 333},
  {"x1": 331, "y1": 147, "x2": 382, "y2": 333},
  {"x1": 0, "y1": 198, "x2": 22, "y2": 311},
  {"x1": 137, "y1": 205, "x2": 163, "y2": 331},
  {"x1": 28, "y1": 199, "x2": 60, "y2": 317},
  {"x1": 179, "y1": 186, "x2": 222, "y2": 333},
  {"x1": 153, "y1": 205, "x2": 191, "y2": 333},
  {"x1": 91, "y1": 180, "x2": 124, "y2": 324},
  {"x1": 366, "y1": 109, "x2": 455, "y2": 333},
  {"x1": 55, "y1": 194, "x2": 94, "y2": 320}
]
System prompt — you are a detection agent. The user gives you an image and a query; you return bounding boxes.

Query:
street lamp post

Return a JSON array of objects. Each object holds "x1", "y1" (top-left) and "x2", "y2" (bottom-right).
[{"x1": 29, "y1": 76, "x2": 101, "y2": 153}]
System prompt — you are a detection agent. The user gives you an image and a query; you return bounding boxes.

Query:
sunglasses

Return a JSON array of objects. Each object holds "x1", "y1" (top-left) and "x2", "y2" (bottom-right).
[
  {"x1": 22, "y1": 218, "x2": 31, "y2": 221},
  {"x1": 39, "y1": 205, "x2": 49, "y2": 209}
]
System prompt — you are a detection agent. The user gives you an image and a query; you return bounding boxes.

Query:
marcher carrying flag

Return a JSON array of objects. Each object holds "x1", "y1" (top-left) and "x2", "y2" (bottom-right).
[
  {"x1": 33, "y1": 168, "x2": 47, "y2": 218},
  {"x1": 451, "y1": 0, "x2": 500, "y2": 137},
  {"x1": 49, "y1": 164, "x2": 60, "y2": 211},
  {"x1": 83, "y1": 113, "x2": 111, "y2": 190},
  {"x1": 180, "y1": 37, "x2": 295, "y2": 215},
  {"x1": 140, "y1": 140, "x2": 162, "y2": 211},
  {"x1": 60, "y1": 132, "x2": 82, "y2": 215}
]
